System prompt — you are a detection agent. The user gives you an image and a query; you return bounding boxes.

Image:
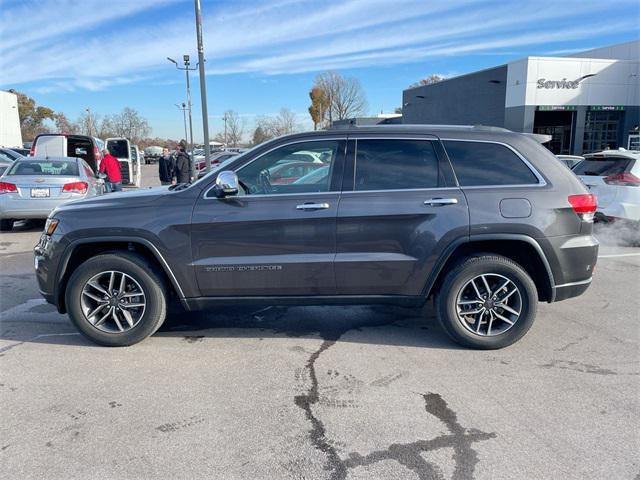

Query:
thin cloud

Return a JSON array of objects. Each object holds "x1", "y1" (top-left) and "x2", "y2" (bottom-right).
[{"x1": 1, "y1": 0, "x2": 638, "y2": 91}]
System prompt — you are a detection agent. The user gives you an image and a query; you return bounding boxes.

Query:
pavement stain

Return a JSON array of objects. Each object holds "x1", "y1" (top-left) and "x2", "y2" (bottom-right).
[
  {"x1": 294, "y1": 327, "x2": 496, "y2": 480},
  {"x1": 182, "y1": 335, "x2": 205, "y2": 343},
  {"x1": 156, "y1": 415, "x2": 205, "y2": 433},
  {"x1": 108, "y1": 401, "x2": 122, "y2": 409},
  {"x1": 539, "y1": 359, "x2": 618, "y2": 375}
]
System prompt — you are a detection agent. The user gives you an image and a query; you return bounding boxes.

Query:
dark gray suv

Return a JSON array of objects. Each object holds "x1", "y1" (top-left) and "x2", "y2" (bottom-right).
[{"x1": 35, "y1": 125, "x2": 598, "y2": 349}]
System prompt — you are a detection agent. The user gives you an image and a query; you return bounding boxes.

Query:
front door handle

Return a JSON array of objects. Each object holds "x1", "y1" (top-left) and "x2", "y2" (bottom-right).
[
  {"x1": 296, "y1": 202, "x2": 330, "y2": 210},
  {"x1": 423, "y1": 198, "x2": 459, "y2": 206}
]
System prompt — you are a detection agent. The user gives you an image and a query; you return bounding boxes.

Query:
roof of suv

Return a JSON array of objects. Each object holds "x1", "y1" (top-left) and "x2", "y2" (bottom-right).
[{"x1": 277, "y1": 124, "x2": 553, "y2": 147}]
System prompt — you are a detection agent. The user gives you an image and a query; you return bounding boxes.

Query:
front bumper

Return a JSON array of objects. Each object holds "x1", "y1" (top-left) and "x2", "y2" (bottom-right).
[{"x1": 34, "y1": 232, "x2": 67, "y2": 311}]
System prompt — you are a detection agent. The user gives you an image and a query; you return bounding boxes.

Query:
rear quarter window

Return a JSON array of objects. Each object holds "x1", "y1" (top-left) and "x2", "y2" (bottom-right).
[
  {"x1": 444, "y1": 141, "x2": 539, "y2": 186},
  {"x1": 572, "y1": 157, "x2": 632, "y2": 176}
]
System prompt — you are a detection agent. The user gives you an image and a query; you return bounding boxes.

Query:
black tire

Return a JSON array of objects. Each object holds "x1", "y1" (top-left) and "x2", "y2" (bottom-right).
[
  {"x1": 0, "y1": 219, "x2": 14, "y2": 231},
  {"x1": 436, "y1": 254, "x2": 538, "y2": 349},
  {"x1": 65, "y1": 252, "x2": 167, "y2": 346}
]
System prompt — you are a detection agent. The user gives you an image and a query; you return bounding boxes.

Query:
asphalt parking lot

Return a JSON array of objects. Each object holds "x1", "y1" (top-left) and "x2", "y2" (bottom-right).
[{"x1": 1, "y1": 165, "x2": 639, "y2": 479}]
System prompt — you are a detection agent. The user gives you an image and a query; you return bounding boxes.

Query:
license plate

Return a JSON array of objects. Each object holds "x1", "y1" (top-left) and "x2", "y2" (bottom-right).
[{"x1": 31, "y1": 188, "x2": 50, "y2": 198}]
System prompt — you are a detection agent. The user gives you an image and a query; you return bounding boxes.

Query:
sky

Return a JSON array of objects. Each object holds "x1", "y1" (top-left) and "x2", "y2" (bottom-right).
[{"x1": 1, "y1": 0, "x2": 638, "y2": 142}]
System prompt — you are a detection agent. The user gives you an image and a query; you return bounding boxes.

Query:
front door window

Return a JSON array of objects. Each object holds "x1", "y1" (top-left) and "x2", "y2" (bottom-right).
[{"x1": 235, "y1": 141, "x2": 340, "y2": 195}]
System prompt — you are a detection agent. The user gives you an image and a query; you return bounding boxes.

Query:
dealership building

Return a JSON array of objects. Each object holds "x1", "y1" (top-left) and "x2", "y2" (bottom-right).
[{"x1": 402, "y1": 40, "x2": 640, "y2": 155}]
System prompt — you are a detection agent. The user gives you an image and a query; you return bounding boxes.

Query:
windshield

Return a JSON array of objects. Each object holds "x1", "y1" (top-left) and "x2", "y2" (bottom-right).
[{"x1": 7, "y1": 160, "x2": 79, "y2": 176}]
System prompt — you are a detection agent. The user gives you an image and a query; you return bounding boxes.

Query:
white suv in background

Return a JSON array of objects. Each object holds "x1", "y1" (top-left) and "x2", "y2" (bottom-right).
[{"x1": 573, "y1": 149, "x2": 640, "y2": 232}]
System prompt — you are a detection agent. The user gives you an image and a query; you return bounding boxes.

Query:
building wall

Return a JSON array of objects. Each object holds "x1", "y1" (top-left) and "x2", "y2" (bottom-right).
[
  {"x1": 0, "y1": 90, "x2": 23, "y2": 148},
  {"x1": 402, "y1": 65, "x2": 507, "y2": 127}
]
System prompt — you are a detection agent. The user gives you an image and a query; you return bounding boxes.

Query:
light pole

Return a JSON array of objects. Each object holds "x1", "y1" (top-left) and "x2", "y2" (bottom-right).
[
  {"x1": 167, "y1": 55, "x2": 197, "y2": 178},
  {"x1": 223, "y1": 111, "x2": 228, "y2": 148},
  {"x1": 194, "y1": 0, "x2": 212, "y2": 173},
  {"x1": 175, "y1": 103, "x2": 188, "y2": 144},
  {"x1": 86, "y1": 108, "x2": 92, "y2": 136}
]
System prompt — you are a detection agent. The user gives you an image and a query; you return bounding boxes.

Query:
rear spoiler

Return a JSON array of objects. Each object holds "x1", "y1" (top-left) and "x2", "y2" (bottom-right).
[{"x1": 523, "y1": 133, "x2": 552, "y2": 144}]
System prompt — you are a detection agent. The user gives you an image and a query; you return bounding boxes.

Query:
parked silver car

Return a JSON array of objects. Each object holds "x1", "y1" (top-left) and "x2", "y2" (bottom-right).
[{"x1": 0, "y1": 157, "x2": 103, "y2": 231}]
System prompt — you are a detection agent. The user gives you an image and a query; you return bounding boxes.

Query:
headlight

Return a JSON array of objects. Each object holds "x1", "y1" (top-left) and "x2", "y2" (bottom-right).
[{"x1": 44, "y1": 218, "x2": 59, "y2": 236}]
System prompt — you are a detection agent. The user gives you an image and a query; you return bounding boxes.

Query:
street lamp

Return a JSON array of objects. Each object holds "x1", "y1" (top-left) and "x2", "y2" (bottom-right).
[
  {"x1": 167, "y1": 55, "x2": 197, "y2": 178},
  {"x1": 174, "y1": 103, "x2": 189, "y2": 145}
]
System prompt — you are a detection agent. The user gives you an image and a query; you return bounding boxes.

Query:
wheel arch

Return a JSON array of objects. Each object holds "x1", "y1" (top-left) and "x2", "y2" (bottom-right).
[
  {"x1": 425, "y1": 234, "x2": 556, "y2": 303},
  {"x1": 55, "y1": 237, "x2": 185, "y2": 313}
]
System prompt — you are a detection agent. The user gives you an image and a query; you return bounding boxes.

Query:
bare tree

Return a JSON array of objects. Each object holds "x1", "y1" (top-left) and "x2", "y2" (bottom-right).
[
  {"x1": 108, "y1": 107, "x2": 150, "y2": 143},
  {"x1": 254, "y1": 108, "x2": 300, "y2": 141},
  {"x1": 224, "y1": 110, "x2": 245, "y2": 147},
  {"x1": 251, "y1": 126, "x2": 269, "y2": 146},
  {"x1": 53, "y1": 113, "x2": 76, "y2": 134},
  {"x1": 409, "y1": 74, "x2": 444, "y2": 88},
  {"x1": 76, "y1": 110, "x2": 101, "y2": 137},
  {"x1": 313, "y1": 71, "x2": 367, "y2": 125}
]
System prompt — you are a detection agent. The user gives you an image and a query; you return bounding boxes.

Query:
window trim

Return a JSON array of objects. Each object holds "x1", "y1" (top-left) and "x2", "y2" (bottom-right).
[
  {"x1": 349, "y1": 136, "x2": 444, "y2": 193},
  {"x1": 203, "y1": 136, "x2": 347, "y2": 200},
  {"x1": 441, "y1": 138, "x2": 547, "y2": 188}
]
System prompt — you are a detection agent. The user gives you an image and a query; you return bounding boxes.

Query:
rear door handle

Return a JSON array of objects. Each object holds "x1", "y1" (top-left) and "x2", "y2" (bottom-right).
[
  {"x1": 423, "y1": 198, "x2": 459, "y2": 206},
  {"x1": 296, "y1": 202, "x2": 330, "y2": 210}
]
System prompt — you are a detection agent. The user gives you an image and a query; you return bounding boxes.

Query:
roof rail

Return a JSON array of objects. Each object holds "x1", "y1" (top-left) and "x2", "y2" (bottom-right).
[{"x1": 331, "y1": 123, "x2": 513, "y2": 132}]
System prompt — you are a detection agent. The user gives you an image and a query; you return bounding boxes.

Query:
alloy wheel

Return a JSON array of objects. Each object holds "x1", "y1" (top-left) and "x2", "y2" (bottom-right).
[
  {"x1": 455, "y1": 273, "x2": 522, "y2": 336},
  {"x1": 80, "y1": 270, "x2": 146, "y2": 333}
]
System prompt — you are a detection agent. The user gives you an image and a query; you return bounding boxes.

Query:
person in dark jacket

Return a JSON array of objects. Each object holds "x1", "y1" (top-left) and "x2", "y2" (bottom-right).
[
  {"x1": 173, "y1": 145, "x2": 192, "y2": 184},
  {"x1": 158, "y1": 147, "x2": 175, "y2": 186}
]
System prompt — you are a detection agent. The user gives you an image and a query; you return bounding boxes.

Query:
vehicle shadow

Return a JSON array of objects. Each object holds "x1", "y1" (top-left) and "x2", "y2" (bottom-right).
[{"x1": 0, "y1": 303, "x2": 461, "y2": 351}]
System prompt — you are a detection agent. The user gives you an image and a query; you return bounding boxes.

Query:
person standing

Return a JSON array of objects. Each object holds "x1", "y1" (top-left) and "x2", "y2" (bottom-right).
[
  {"x1": 173, "y1": 145, "x2": 192, "y2": 184},
  {"x1": 99, "y1": 148, "x2": 123, "y2": 192},
  {"x1": 158, "y1": 147, "x2": 175, "y2": 186}
]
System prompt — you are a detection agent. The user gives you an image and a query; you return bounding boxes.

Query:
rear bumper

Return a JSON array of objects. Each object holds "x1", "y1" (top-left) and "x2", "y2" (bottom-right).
[
  {"x1": 541, "y1": 234, "x2": 599, "y2": 302},
  {"x1": 553, "y1": 277, "x2": 592, "y2": 302},
  {"x1": 0, "y1": 196, "x2": 83, "y2": 219}
]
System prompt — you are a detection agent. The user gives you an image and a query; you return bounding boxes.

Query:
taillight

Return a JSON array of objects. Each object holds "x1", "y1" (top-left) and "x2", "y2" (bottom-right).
[
  {"x1": 197, "y1": 161, "x2": 205, "y2": 170},
  {"x1": 62, "y1": 181, "x2": 88, "y2": 194},
  {"x1": 29, "y1": 144, "x2": 35, "y2": 156},
  {"x1": 568, "y1": 194, "x2": 597, "y2": 221},
  {"x1": 604, "y1": 172, "x2": 640, "y2": 186},
  {"x1": 0, "y1": 182, "x2": 17, "y2": 194}
]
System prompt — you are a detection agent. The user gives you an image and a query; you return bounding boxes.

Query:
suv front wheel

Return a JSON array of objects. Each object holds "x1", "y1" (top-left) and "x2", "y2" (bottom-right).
[
  {"x1": 65, "y1": 252, "x2": 167, "y2": 346},
  {"x1": 436, "y1": 254, "x2": 538, "y2": 349}
]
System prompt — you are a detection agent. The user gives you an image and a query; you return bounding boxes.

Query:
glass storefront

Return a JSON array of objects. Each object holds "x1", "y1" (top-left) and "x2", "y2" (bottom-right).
[
  {"x1": 533, "y1": 109, "x2": 575, "y2": 154},
  {"x1": 582, "y1": 109, "x2": 624, "y2": 153}
]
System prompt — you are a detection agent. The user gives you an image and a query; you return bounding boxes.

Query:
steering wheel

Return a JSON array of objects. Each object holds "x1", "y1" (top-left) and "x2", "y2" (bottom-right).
[{"x1": 258, "y1": 169, "x2": 273, "y2": 194}]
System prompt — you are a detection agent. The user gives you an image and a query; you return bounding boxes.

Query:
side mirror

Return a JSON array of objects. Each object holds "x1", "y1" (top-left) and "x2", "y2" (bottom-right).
[{"x1": 214, "y1": 171, "x2": 239, "y2": 197}]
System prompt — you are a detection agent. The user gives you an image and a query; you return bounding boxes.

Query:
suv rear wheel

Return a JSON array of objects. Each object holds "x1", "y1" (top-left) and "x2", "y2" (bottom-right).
[
  {"x1": 65, "y1": 252, "x2": 167, "y2": 346},
  {"x1": 436, "y1": 254, "x2": 537, "y2": 349}
]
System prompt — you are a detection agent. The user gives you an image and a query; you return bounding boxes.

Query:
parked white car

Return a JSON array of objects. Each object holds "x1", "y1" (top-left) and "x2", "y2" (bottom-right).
[
  {"x1": 556, "y1": 154, "x2": 584, "y2": 170},
  {"x1": 573, "y1": 149, "x2": 640, "y2": 228}
]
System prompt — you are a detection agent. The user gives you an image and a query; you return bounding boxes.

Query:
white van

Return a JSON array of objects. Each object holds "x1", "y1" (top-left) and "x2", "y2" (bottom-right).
[
  {"x1": 105, "y1": 138, "x2": 141, "y2": 187},
  {"x1": 31, "y1": 134, "x2": 104, "y2": 173}
]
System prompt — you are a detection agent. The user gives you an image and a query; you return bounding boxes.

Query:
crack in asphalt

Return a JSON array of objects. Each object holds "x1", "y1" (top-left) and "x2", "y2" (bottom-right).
[{"x1": 295, "y1": 329, "x2": 496, "y2": 480}]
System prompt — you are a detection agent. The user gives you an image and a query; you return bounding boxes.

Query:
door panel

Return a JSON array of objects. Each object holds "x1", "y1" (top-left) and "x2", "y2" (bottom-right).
[
  {"x1": 336, "y1": 189, "x2": 468, "y2": 295},
  {"x1": 191, "y1": 193, "x2": 338, "y2": 296},
  {"x1": 190, "y1": 138, "x2": 346, "y2": 297},
  {"x1": 336, "y1": 137, "x2": 468, "y2": 296}
]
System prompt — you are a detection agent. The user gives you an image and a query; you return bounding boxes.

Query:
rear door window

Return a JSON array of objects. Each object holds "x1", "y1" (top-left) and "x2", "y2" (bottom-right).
[
  {"x1": 572, "y1": 157, "x2": 632, "y2": 176},
  {"x1": 354, "y1": 139, "x2": 439, "y2": 191},
  {"x1": 107, "y1": 140, "x2": 130, "y2": 159},
  {"x1": 444, "y1": 141, "x2": 539, "y2": 186}
]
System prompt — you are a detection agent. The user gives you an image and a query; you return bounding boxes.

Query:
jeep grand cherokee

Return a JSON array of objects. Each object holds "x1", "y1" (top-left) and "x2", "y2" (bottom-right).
[{"x1": 34, "y1": 125, "x2": 598, "y2": 349}]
